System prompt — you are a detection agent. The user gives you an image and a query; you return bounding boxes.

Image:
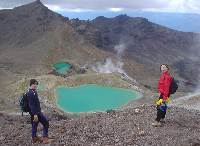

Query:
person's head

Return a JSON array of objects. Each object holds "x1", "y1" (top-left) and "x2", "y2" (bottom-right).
[
  {"x1": 160, "y1": 64, "x2": 169, "y2": 73},
  {"x1": 30, "y1": 79, "x2": 38, "y2": 89}
]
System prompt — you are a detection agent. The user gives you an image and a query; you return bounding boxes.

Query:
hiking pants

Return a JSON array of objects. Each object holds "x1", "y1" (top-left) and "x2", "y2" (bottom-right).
[
  {"x1": 31, "y1": 112, "x2": 49, "y2": 138},
  {"x1": 155, "y1": 103, "x2": 167, "y2": 122}
]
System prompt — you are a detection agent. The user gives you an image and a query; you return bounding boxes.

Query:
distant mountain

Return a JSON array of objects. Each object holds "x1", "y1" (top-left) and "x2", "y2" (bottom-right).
[
  {"x1": 129, "y1": 12, "x2": 200, "y2": 33},
  {"x1": 71, "y1": 14, "x2": 200, "y2": 87},
  {"x1": 0, "y1": 0, "x2": 64, "y2": 47},
  {"x1": 0, "y1": 0, "x2": 200, "y2": 90},
  {"x1": 60, "y1": 11, "x2": 200, "y2": 32},
  {"x1": 0, "y1": 0, "x2": 109, "y2": 75}
]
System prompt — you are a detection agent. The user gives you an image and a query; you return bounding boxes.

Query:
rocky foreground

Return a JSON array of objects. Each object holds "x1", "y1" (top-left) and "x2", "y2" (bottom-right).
[{"x1": 1, "y1": 105, "x2": 200, "y2": 146}]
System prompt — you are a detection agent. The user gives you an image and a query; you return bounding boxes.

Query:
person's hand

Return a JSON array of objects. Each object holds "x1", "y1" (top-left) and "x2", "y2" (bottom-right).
[
  {"x1": 33, "y1": 115, "x2": 38, "y2": 122},
  {"x1": 156, "y1": 99, "x2": 163, "y2": 106}
]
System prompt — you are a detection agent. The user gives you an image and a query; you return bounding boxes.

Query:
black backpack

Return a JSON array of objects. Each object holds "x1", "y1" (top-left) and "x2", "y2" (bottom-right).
[
  {"x1": 19, "y1": 90, "x2": 30, "y2": 116},
  {"x1": 169, "y1": 78, "x2": 178, "y2": 94}
]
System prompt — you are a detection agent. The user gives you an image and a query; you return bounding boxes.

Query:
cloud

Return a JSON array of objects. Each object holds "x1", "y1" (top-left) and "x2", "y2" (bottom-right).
[
  {"x1": 152, "y1": 0, "x2": 200, "y2": 14},
  {"x1": 42, "y1": 0, "x2": 168, "y2": 10},
  {"x1": 0, "y1": 0, "x2": 33, "y2": 8},
  {"x1": 0, "y1": 0, "x2": 168, "y2": 10},
  {"x1": 0, "y1": 0, "x2": 199, "y2": 14},
  {"x1": 46, "y1": 4, "x2": 95, "y2": 13},
  {"x1": 109, "y1": 8, "x2": 124, "y2": 12}
]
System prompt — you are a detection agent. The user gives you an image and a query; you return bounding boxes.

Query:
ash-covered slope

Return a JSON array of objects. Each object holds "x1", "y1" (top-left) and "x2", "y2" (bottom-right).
[{"x1": 1, "y1": 105, "x2": 200, "y2": 146}]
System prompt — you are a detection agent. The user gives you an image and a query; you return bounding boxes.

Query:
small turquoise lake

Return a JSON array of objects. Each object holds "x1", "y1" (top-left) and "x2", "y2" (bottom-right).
[
  {"x1": 56, "y1": 84, "x2": 141, "y2": 113},
  {"x1": 53, "y1": 62, "x2": 71, "y2": 74}
]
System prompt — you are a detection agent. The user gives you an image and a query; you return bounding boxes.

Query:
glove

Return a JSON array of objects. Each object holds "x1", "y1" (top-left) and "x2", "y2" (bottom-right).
[
  {"x1": 156, "y1": 99, "x2": 163, "y2": 106},
  {"x1": 33, "y1": 115, "x2": 38, "y2": 122}
]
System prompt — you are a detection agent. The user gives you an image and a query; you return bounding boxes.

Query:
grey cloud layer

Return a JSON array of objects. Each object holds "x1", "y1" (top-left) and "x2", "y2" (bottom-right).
[
  {"x1": 0, "y1": 0, "x2": 168, "y2": 9},
  {"x1": 44, "y1": 0, "x2": 168, "y2": 9},
  {"x1": 0, "y1": 0, "x2": 33, "y2": 8},
  {"x1": 0, "y1": 0, "x2": 199, "y2": 14}
]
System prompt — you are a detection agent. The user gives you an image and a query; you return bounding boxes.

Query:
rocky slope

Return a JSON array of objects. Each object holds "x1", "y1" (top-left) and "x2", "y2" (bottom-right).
[
  {"x1": 1, "y1": 104, "x2": 200, "y2": 146},
  {"x1": 0, "y1": 1, "x2": 200, "y2": 146}
]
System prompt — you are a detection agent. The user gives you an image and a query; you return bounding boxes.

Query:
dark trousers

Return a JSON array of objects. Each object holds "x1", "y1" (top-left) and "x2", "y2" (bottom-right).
[
  {"x1": 155, "y1": 94, "x2": 168, "y2": 122},
  {"x1": 31, "y1": 112, "x2": 49, "y2": 138},
  {"x1": 156, "y1": 106, "x2": 167, "y2": 122}
]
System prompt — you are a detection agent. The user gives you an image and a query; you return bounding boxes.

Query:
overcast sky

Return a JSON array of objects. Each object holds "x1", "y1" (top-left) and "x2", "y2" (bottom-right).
[{"x1": 0, "y1": 0, "x2": 199, "y2": 14}]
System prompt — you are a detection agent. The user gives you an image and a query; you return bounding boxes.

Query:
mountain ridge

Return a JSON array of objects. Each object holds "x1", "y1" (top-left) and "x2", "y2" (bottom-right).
[{"x1": 0, "y1": 0, "x2": 199, "y2": 91}]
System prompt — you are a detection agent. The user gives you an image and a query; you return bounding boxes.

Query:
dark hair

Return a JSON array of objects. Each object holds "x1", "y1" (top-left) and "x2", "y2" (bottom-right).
[
  {"x1": 30, "y1": 79, "x2": 38, "y2": 86},
  {"x1": 160, "y1": 64, "x2": 169, "y2": 71}
]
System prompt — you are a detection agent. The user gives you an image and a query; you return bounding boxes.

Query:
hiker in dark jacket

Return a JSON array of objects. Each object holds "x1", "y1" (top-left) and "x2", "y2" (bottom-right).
[
  {"x1": 152, "y1": 64, "x2": 172, "y2": 127},
  {"x1": 27, "y1": 79, "x2": 50, "y2": 144}
]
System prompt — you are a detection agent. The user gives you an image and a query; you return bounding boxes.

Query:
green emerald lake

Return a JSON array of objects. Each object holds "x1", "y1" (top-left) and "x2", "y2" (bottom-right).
[
  {"x1": 53, "y1": 62, "x2": 71, "y2": 74},
  {"x1": 56, "y1": 84, "x2": 141, "y2": 113}
]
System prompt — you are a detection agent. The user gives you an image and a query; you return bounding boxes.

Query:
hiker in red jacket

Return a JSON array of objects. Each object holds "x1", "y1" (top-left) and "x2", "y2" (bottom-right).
[{"x1": 152, "y1": 64, "x2": 172, "y2": 127}]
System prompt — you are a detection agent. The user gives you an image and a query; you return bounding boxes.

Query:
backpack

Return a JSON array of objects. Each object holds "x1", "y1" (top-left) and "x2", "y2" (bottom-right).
[
  {"x1": 19, "y1": 90, "x2": 30, "y2": 116},
  {"x1": 169, "y1": 78, "x2": 178, "y2": 94}
]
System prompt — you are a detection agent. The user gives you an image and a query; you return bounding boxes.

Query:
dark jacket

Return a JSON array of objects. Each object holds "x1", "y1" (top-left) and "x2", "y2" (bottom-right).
[{"x1": 27, "y1": 88, "x2": 41, "y2": 115}]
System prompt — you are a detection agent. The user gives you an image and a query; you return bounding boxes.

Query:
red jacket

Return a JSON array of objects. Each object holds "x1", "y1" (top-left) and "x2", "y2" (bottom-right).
[{"x1": 158, "y1": 71, "x2": 172, "y2": 100}]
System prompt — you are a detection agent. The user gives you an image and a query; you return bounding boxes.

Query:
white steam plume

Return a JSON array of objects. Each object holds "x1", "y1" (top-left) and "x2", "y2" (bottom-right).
[{"x1": 92, "y1": 43, "x2": 137, "y2": 83}]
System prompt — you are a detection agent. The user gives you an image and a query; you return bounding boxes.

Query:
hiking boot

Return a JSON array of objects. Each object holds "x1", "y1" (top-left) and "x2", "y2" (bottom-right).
[
  {"x1": 43, "y1": 136, "x2": 54, "y2": 144},
  {"x1": 160, "y1": 119, "x2": 166, "y2": 124},
  {"x1": 32, "y1": 136, "x2": 42, "y2": 143},
  {"x1": 152, "y1": 121, "x2": 162, "y2": 127},
  {"x1": 42, "y1": 137, "x2": 49, "y2": 144}
]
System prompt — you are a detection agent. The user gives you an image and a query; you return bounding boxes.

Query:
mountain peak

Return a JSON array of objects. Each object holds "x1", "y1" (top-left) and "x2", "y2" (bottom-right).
[
  {"x1": 33, "y1": 0, "x2": 43, "y2": 6},
  {"x1": 115, "y1": 14, "x2": 130, "y2": 19},
  {"x1": 36, "y1": 0, "x2": 41, "y2": 3},
  {"x1": 13, "y1": 0, "x2": 47, "y2": 11},
  {"x1": 28, "y1": 0, "x2": 46, "y2": 7}
]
